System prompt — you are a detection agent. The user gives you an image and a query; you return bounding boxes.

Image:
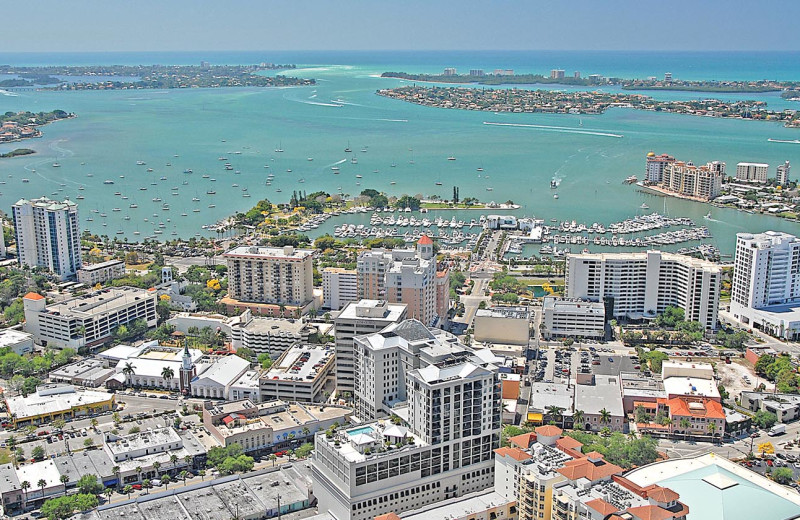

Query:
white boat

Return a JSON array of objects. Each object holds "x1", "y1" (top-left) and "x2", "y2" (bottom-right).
[
  {"x1": 136, "y1": 161, "x2": 146, "y2": 165},
  {"x1": 447, "y1": 156, "x2": 456, "y2": 161},
  {"x1": 52, "y1": 163, "x2": 61, "y2": 167},
  {"x1": 640, "y1": 203, "x2": 649, "y2": 210},
  {"x1": 554, "y1": 194, "x2": 559, "y2": 199}
]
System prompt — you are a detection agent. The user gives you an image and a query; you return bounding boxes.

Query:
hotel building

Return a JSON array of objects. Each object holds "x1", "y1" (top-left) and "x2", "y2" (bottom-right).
[
  {"x1": 661, "y1": 160, "x2": 724, "y2": 200},
  {"x1": 730, "y1": 231, "x2": 800, "y2": 339},
  {"x1": 12, "y1": 197, "x2": 81, "y2": 280},
  {"x1": 333, "y1": 299, "x2": 407, "y2": 395},
  {"x1": 22, "y1": 287, "x2": 158, "y2": 349},
  {"x1": 736, "y1": 161, "x2": 769, "y2": 183},
  {"x1": 565, "y1": 251, "x2": 721, "y2": 330},
  {"x1": 223, "y1": 245, "x2": 314, "y2": 314}
]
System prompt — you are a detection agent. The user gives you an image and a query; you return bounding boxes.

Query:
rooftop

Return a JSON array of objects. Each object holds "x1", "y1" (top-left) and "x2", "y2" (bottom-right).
[
  {"x1": 224, "y1": 245, "x2": 313, "y2": 260},
  {"x1": 402, "y1": 490, "x2": 512, "y2": 520},
  {"x1": 528, "y1": 382, "x2": 574, "y2": 414},
  {"x1": 79, "y1": 259, "x2": 124, "y2": 272},
  {"x1": 39, "y1": 287, "x2": 156, "y2": 318},
  {"x1": 192, "y1": 355, "x2": 250, "y2": 387},
  {"x1": 14, "y1": 196, "x2": 77, "y2": 211},
  {"x1": 235, "y1": 316, "x2": 310, "y2": 335},
  {"x1": 104, "y1": 427, "x2": 182, "y2": 458},
  {"x1": 574, "y1": 377, "x2": 624, "y2": 417},
  {"x1": 542, "y1": 297, "x2": 605, "y2": 314},
  {"x1": 6, "y1": 385, "x2": 113, "y2": 419},
  {"x1": 336, "y1": 299, "x2": 407, "y2": 321},
  {"x1": 0, "y1": 328, "x2": 33, "y2": 347},
  {"x1": 263, "y1": 344, "x2": 334, "y2": 382},
  {"x1": 475, "y1": 305, "x2": 532, "y2": 320}
]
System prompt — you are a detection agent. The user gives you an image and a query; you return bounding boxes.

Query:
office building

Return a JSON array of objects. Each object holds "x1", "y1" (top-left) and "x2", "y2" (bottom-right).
[
  {"x1": 22, "y1": 287, "x2": 158, "y2": 349},
  {"x1": 333, "y1": 299, "x2": 407, "y2": 395},
  {"x1": 0, "y1": 329, "x2": 34, "y2": 355},
  {"x1": 541, "y1": 298, "x2": 605, "y2": 340},
  {"x1": 76, "y1": 259, "x2": 125, "y2": 285},
  {"x1": 740, "y1": 391, "x2": 800, "y2": 423},
  {"x1": 473, "y1": 306, "x2": 531, "y2": 346},
  {"x1": 312, "y1": 352, "x2": 502, "y2": 520},
  {"x1": 259, "y1": 344, "x2": 335, "y2": 403},
  {"x1": 661, "y1": 160, "x2": 724, "y2": 200},
  {"x1": 12, "y1": 197, "x2": 81, "y2": 280},
  {"x1": 776, "y1": 160, "x2": 791, "y2": 185},
  {"x1": 730, "y1": 231, "x2": 800, "y2": 339},
  {"x1": 4, "y1": 384, "x2": 115, "y2": 428},
  {"x1": 574, "y1": 376, "x2": 625, "y2": 432},
  {"x1": 357, "y1": 236, "x2": 449, "y2": 327},
  {"x1": 573, "y1": 71, "x2": 580, "y2": 79},
  {"x1": 565, "y1": 250, "x2": 721, "y2": 330},
  {"x1": 664, "y1": 72, "x2": 672, "y2": 82},
  {"x1": 323, "y1": 267, "x2": 358, "y2": 310},
  {"x1": 203, "y1": 399, "x2": 351, "y2": 453},
  {"x1": 736, "y1": 162, "x2": 769, "y2": 183},
  {"x1": 550, "y1": 69, "x2": 565, "y2": 79},
  {"x1": 223, "y1": 245, "x2": 314, "y2": 315},
  {"x1": 644, "y1": 152, "x2": 676, "y2": 183},
  {"x1": 49, "y1": 358, "x2": 116, "y2": 388}
]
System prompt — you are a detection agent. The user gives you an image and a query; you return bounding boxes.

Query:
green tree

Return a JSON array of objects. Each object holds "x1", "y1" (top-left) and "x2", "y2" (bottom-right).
[
  {"x1": 161, "y1": 366, "x2": 175, "y2": 388},
  {"x1": 772, "y1": 467, "x2": 794, "y2": 484},
  {"x1": 103, "y1": 487, "x2": 113, "y2": 503},
  {"x1": 160, "y1": 474, "x2": 171, "y2": 490},
  {"x1": 753, "y1": 410, "x2": 778, "y2": 430},
  {"x1": 60, "y1": 474, "x2": 69, "y2": 496},
  {"x1": 32, "y1": 445, "x2": 46, "y2": 461},
  {"x1": 76, "y1": 474, "x2": 103, "y2": 495},
  {"x1": 123, "y1": 484, "x2": 133, "y2": 499},
  {"x1": 599, "y1": 408, "x2": 612, "y2": 427},
  {"x1": 295, "y1": 443, "x2": 314, "y2": 458}
]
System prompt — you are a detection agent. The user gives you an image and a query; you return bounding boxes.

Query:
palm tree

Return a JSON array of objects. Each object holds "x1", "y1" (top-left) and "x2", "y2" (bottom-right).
[
  {"x1": 103, "y1": 487, "x2": 113, "y2": 503},
  {"x1": 198, "y1": 470, "x2": 206, "y2": 481},
  {"x1": 135, "y1": 466, "x2": 142, "y2": 484},
  {"x1": 179, "y1": 470, "x2": 188, "y2": 486},
  {"x1": 572, "y1": 410, "x2": 585, "y2": 430},
  {"x1": 170, "y1": 454, "x2": 179, "y2": 470},
  {"x1": 184, "y1": 455, "x2": 192, "y2": 469},
  {"x1": 123, "y1": 485, "x2": 133, "y2": 499},
  {"x1": 112, "y1": 466, "x2": 121, "y2": 490},
  {"x1": 122, "y1": 362, "x2": 136, "y2": 387},
  {"x1": 38, "y1": 478, "x2": 47, "y2": 500},
  {"x1": 60, "y1": 474, "x2": 69, "y2": 496},
  {"x1": 20, "y1": 481, "x2": 30, "y2": 508},
  {"x1": 708, "y1": 421, "x2": 718, "y2": 442},
  {"x1": 599, "y1": 408, "x2": 612, "y2": 429},
  {"x1": 161, "y1": 474, "x2": 171, "y2": 490},
  {"x1": 302, "y1": 427, "x2": 310, "y2": 439},
  {"x1": 269, "y1": 454, "x2": 277, "y2": 467},
  {"x1": 153, "y1": 461, "x2": 161, "y2": 476},
  {"x1": 161, "y1": 366, "x2": 175, "y2": 389},
  {"x1": 142, "y1": 479, "x2": 152, "y2": 495},
  {"x1": 90, "y1": 418, "x2": 99, "y2": 430},
  {"x1": 546, "y1": 405, "x2": 565, "y2": 427},
  {"x1": 680, "y1": 418, "x2": 691, "y2": 441}
]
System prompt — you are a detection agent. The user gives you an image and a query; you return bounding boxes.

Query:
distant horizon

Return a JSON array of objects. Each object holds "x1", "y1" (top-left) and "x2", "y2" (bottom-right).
[{"x1": 4, "y1": 49, "x2": 800, "y2": 55}]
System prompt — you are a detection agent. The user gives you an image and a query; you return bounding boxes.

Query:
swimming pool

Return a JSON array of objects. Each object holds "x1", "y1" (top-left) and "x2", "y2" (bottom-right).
[{"x1": 347, "y1": 426, "x2": 375, "y2": 437}]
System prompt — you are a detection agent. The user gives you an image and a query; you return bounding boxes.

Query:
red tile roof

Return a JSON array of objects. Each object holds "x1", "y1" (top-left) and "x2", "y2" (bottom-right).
[
  {"x1": 417, "y1": 235, "x2": 433, "y2": 245},
  {"x1": 508, "y1": 432, "x2": 537, "y2": 449},
  {"x1": 557, "y1": 455, "x2": 622, "y2": 482},
  {"x1": 662, "y1": 396, "x2": 726, "y2": 420},
  {"x1": 646, "y1": 486, "x2": 680, "y2": 503},
  {"x1": 625, "y1": 503, "x2": 689, "y2": 520},
  {"x1": 494, "y1": 447, "x2": 532, "y2": 461},
  {"x1": 23, "y1": 292, "x2": 44, "y2": 300},
  {"x1": 556, "y1": 436, "x2": 583, "y2": 455},
  {"x1": 535, "y1": 425, "x2": 563, "y2": 437},
  {"x1": 586, "y1": 498, "x2": 618, "y2": 516},
  {"x1": 375, "y1": 514, "x2": 402, "y2": 520}
]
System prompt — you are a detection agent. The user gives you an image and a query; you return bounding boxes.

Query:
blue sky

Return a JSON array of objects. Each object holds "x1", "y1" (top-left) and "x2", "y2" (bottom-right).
[{"x1": 5, "y1": 0, "x2": 800, "y2": 52}]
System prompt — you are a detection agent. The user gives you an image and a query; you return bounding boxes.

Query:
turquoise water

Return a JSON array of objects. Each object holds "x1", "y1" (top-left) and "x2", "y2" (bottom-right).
[
  {"x1": 0, "y1": 51, "x2": 799, "y2": 254},
  {"x1": 347, "y1": 426, "x2": 375, "y2": 437}
]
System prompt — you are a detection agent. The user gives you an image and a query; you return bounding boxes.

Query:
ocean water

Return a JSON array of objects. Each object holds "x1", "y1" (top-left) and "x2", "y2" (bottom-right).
[{"x1": 1, "y1": 50, "x2": 799, "y2": 254}]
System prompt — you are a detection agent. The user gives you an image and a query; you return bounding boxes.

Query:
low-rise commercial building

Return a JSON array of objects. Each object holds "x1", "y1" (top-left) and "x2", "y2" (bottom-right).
[
  {"x1": 323, "y1": 267, "x2": 358, "y2": 310},
  {"x1": 474, "y1": 306, "x2": 531, "y2": 346},
  {"x1": 661, "y1": 361, "x2": 720, "y2": 401},
  {"x1": 103, "y1": 427, "x2": 206, "y2": 484},
  {"x1": 48, "y1": 358, "x2": 117, "y2": 387},
  {"x1": 740, "y1": 391, "x2": 800, "y2": 423},
  {"x1": 4, "y1": 384, "x2": 115, "y2": 428},
  {"x1": 574, "y1": 376, "x2": 625, "y2": 432},
  {"x1": 23, "y1": 287, "x2": 158, "y2": 349},
  {"x1": 259, "y1": 344, "x2": 335, "y2": 403},
  {"x1": 0, "y1": 329, "x2": 34, "y2": 355},
  {"x1": 203, "y1": 399, "x2": 352, "y2": 453},
  {"x1": 333, "y1": 299, "x2": 407, "y2": 395},
  {"x1": 541, "y1": 298, "x2": 605, "y2": 340},
  {"x1": 77, "y1": 259, "x2": 126, "y2": 285}
]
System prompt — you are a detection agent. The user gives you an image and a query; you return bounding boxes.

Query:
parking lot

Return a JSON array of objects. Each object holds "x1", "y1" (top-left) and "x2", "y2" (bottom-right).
[{"x1": 530, "y1": 346, "x2": 642, "y2": 384}]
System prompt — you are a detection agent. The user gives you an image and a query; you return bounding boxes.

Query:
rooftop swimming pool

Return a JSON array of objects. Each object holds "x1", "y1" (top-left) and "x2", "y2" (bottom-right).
[{"x1": 347, "y1": 426, "x2": 375, "y2": 437}]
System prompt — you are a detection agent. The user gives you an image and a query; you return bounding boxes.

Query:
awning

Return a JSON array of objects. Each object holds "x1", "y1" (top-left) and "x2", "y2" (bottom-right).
[{"x1": 527, "y1": 412, "x2": 543, "y2": 424}]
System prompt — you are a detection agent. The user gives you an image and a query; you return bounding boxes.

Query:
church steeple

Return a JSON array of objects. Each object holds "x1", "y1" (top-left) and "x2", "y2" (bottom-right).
[{"x1": 179, "y1": 343, "x2": 195, "y2": 395}]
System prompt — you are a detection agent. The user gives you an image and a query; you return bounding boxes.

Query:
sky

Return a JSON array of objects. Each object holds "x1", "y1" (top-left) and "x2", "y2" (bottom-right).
[{"x1": 4, "y1": 0, "x2": 800, "y2": 53}]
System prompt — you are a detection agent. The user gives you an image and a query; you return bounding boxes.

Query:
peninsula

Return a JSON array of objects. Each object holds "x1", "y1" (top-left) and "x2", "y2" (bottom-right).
[
  {"x1": 0, "y1": 64, "x2": 314, "y2": 90},
  {"x1": 0, "y1": 110, "x2": 75, "y2": 143},
  {"x1": 377, "y1": 85, "x2": 800, "y2": 126},
  {"x1": 381, "y1": 71, "x2": 791, "y2": 93}
]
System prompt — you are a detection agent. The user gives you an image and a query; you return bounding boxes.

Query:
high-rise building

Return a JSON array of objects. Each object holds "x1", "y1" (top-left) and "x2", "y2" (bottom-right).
[
  {"x1": 443, "y1": 68, "x2": 457, "y2": 76},
  {"x1": 323, "y1": 267, "x2": 358, "y2": 310},
  {"x1": 469, "y1": 69, "x2": 485, "y2": 77},
  {"x1": 550, "y1": 69, "x2": 565, "y2": 79},
  {"x1": 736, "y1": 162, "x2": 769, "y2": 183},
  {"x1": 565, "y1": 250, "x2": 721, "y2": 330},
  {"x1": 661, "y1": 160, "x2": 724, "y2": 200},
  {"x1": 357, "y1": 236, "x2": 449, "y2": 327},
  {"x1": 664, "y1": 72, "x2": 673, "y2": 82},
  {"x1": 730, "y1": 232, "x2": 800, "y2": 339},
  {"x1": 777, "y1": 160, "x2": 791, "y2": 185},
  {"x1": 313, "y1": 320, "x2": 502, "y2": 520},
  {"x1": 333, "y1": 299, "x2": 407, "y2": 395},
  {"x1": 573, "y1": 71, "x2": 580, "y2": 79},
  {"x1": 12, "y1": 197, "x2": 81, "y2": 280},
  {"x1": 223, "y1": 245, "x2": 314, "y2": 312},
  {"x1": 644, "y1": 152, "x2": 676, "y2": 183}
]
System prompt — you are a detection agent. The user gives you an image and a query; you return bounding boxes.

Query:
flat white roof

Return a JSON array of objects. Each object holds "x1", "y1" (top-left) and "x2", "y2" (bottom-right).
[
  {"x1": 574, "y1": 377, "x2": 624, "y2": 417},
  {"x1": 6, "y1": 387, "x2": 113, "y2": 419},
  {"x1": 16, "y1": 459, "x2": 63, "y2": 490},
  {"x1": 0, "y1": 329, "x2": 33, "y2": 347}
]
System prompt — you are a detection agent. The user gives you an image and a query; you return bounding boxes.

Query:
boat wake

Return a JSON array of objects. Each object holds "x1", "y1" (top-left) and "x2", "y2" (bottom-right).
[
  {"x1": 376, "y1": 118, "x2": 409, "y2": 123},
  {"x1": 767, "y1": 138, "x2": 800, "y2": 144},
  {"x1": 324, "y1": 159, "x2": 348, "y2": 169},
  {"x1": 0, "y1": 89, "x2": 19, "y2": 97},
  {"x1": 483, "y1": 121, "x2": 623, "y2": 138},
  {"x1": 282, "y1": 94, "x2": 343, "y2": 107}
]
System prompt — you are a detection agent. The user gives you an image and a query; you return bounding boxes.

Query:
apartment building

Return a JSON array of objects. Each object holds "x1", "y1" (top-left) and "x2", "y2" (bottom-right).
[
  {"x1": 565, "y1": 250, "x2": 721, "y2": 330},
  {"x1": 644, "y1": 152, "x2": 675, "y2": 184},
  {"x1": 661, "y1": 160, "x2": 724, "y2": 200},
  {"x1": 22, "y1": 287, "x2": 157, "y2": 349},
  {"x1": 224, "y1": 245, "x2": 314, "y2": 313},
  {"x1": 730, "y1": 231, "x2": 800, "y2": 339},
  {"x1": 541, "y1": 298, "x2": 605, "y2": 340},
  {"x1": 12, "y1": 197, "x2": 81, "y2": 280},
  {"x1": 323, "y1": 267, "x2": 358, "y2": 310},
  {"x1": 357, "y1": 236, "x2": 449, "y2": 328},
  {"x1": 777, "y1": 160, "x2": 791, "y2": 185},
  {"x1": 77, "y1": 259, "x2": 126, "y2": 285},
  {"x1": 333, "y1": 299, "x2": 407, "y2": 395},
  {"x1": 736, "y1": 161, "x2": 769, "y2": 183},
  {"x1": 312, "y1": 353, "x2": 502, "y2": 520}
]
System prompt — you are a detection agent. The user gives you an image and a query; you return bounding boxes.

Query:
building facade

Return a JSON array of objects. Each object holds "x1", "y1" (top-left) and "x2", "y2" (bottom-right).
[
  {"x1": 541, "y1": 298, "x2": 605, "y2": 340},
  {"x1": 661, "y1": 160, "x2": 723, "y2": 200},
  {"x1": 736, "y1": 162, "x2": 769, "y2": 183},
  {"x1": 224, "y1": 245, "x2": 314, "y2": 306},
  {"x1": 12, "y1": 197, "x2": 81, "y2": 280},
  {"x1": 644, "y1": 152, "x2": 676, "y2": 184},
  {"x1": 229, "y1": 310, "x2": 314, "y2": 356},
  {"x1": 323, "y1": 267, "x2": 358, "y2": 310},
  {"x1": 777, "y1": 160, "x2": 791, "y2": 186},
  {"x1": 259, "y1": 344, "x2": 335, "y2": 402},
  {"x1": 565, "y1": 251, "x2": 721, "y2": 330},
  {"x1": 22, "y1": 287, "x2": 158, "y2": 349},
  {"x1": 474, "y1": 306, "x2": 532, "y2": 345},
  {"x1": 76, "y1": 259, "x2": 126, "y2": 285},
  {"x1": 333, "y1": 299, "x2": 407, "y2": 395}
]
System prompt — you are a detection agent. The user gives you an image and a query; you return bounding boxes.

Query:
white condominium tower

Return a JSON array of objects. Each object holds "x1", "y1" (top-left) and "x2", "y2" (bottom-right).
[
  {"x1": 224, "y1": 245, "x2": 314, "y2": 305},
  {"x1": 661, "y1": 160, "x2": 724, "y2": 200},
  {"x1": 565, "y1": 250, "x2": 721, "y2": 330},
  {"x1": 12, "y1": 197, "x2": 81, "y2": 280},
  {"x1": 732, "y1": 232, "x2": 800, "y2": 310},
  {"x1": 777, "y1": 161, "x2": 791, "y2": 186},
  {"x1": 736, "y1": 162, "x2": 769, "y2": 183}
]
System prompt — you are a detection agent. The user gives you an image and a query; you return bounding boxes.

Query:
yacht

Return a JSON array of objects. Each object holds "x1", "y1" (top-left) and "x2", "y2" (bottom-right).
[
  {"x1": 136, "y1": 160, "x2": 146, "y2": 165},
  {"x1": 103, "y1": 180, "x2": 115, "y2": 185},
  {"x1": 351, "y1": 157, "x2": 358, "y2": 164},
  {"x1": 640, "y1": 203, "x2": 649, "y2": 210},
  {"x1": 447, "y1": 156, "x2": 456, "y2": 161},
  {"x1": 52, "y1": 163, "x2": 61, "y2": 167}
]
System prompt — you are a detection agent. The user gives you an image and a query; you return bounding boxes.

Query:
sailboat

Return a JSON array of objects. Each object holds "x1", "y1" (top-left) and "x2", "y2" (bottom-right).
[
  {"x1": 344, "y1": 141, "x2": 352, "y2": 153},
  {"x1": 275, "y1": 142, "x2": 284, "y2": 153}
]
